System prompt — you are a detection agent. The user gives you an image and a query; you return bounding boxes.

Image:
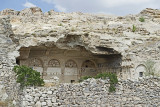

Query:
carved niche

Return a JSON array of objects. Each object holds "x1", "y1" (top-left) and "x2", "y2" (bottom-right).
[
  {"x1": 135, "y1": 64, "x2": 147, "y2": 78},
  {"x1": 65, "y1": 60, "x2": 77, "y2": 68},
  {"x1": 82, "y1": 60, "x2": 95, "y2": 68},
  {"x1": 29, "y1": 58, "x2": 42, "y2": 67},
  {"x1": 48, "y1": 59, "x2": 60, "y2": 67}
]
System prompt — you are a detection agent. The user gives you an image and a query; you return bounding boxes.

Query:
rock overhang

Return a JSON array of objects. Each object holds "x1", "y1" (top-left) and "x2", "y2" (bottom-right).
[{"x1": 1, "y1": 7, "x2": 160, "y2": 78}]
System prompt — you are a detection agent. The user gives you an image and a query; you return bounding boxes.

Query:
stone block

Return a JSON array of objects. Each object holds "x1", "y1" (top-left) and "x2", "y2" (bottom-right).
[
  {"x1": 52, "y1": 97, "x2": 56, "y2": 103},
  {"x1": 42, "y1": 102, "x2": 47, "y2": 106},
  {"x1": 47, "y1": 91, "x2": 52, "y2": 95},
  {"x1": 46, "y1": 100, "x2": 52, "y2": 106},
  {"x1": 35, "y1": 101, "x2": 41, "y2": 107}
]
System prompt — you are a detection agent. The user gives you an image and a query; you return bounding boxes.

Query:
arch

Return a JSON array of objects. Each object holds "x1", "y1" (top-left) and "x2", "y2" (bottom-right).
[
  {"x1": 29, "y1": 58, "x2": 43, "y2": 76},
  {"x1": 135, "y1": 64, "x2": 147, "y2": 79},
  {"x1": 65, "y1": 60, "x2": 77, "y2": 68},
  {"x1": 29, "y1": 58, "x2": 43, "y2": 67},
  {"x1": 48, "y1": 59, "x2": 60, "y2": 67},
  {"x1": 81, "y1": 60, "x2": 97, "y2": 77},
  {"x1": 82, "y1": 60, "x2": 96, "y2": 68},
  {"x1": 64, "y1": 59, "x2": 78, "y2": 83},
  {"x1": 136, "y1": 64, "x2": 147, "y2": 70},
  {"x1": 46, "y1": 59, "x2": 61, "y2": 80}
]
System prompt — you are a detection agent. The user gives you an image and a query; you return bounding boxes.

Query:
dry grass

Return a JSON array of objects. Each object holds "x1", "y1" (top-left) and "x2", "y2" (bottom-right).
[
  {"x1": 0, "y1": 101, "x2": 8, "y2": 107},
  {"x1": 44, "y1": 82, "x2": 56, "y2": 87}
]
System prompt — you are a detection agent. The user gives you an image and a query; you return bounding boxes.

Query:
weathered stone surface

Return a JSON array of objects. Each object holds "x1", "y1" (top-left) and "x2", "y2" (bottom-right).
[
  {"x1": 0, "y1": 16, "x2": 21, "y2": 107},
  {"x1": 41, "y1": 101, "x2": 47, "y2": 106},
  {"x1": 35, "y1": 101, "x2": 41, "y2": 107}
]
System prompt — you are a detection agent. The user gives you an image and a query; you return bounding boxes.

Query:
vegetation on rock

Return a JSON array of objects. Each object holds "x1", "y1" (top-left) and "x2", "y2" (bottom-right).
[
  {"x1": 58, "y1": 23, "x2": 63, "y2": 26},
  {"x1": 79, "y1": 76, "x2": 92, "y2": 82},
  {"x1": 48, "y1": 11, "x2": 51, "y2": 15},
  {"x1": 79, "y1": 72, "x2": 118, "y2": 92},
  {"x1": 139, "y1": 17, "x2": 145, "y2": 22},
  {"x1": 132, "y1": 25, "x2": 136, "y2": 32},
  {"x1": 13, "y1": 65, "x2": 44, "y2": 89}
]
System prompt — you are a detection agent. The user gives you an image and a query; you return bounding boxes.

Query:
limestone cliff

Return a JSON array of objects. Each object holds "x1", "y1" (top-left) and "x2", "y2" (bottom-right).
[
  {"x1": 1, "y1": 8, "x2": 160, "y2": 73},
  {"x1": 0, "y1": 7, "x2": 160, "y2": 106}
]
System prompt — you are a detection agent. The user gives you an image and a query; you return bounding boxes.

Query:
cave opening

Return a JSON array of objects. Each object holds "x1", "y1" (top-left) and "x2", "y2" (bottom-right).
[{"x1": 16, "y1": 45, "x2": 122, "y2": 83}]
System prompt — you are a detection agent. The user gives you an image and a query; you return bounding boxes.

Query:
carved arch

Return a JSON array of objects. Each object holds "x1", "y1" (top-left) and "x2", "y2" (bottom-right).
[
  {"x1": 65, "y1": 60, "x2": 77, "y2": 68},
  {"x1": 29, "y1": 58, "x2": 43, "y2": 67},
  {"x1": 48, "y1": 59, "x2": 60, "y2": 67},
  {"x1": 135, "y1": 64, "x2": 147, "y2": 78},
  {"x1": 82, "y1": 60, "x2": 96, "y2": 68},
  {"x1": 136, "y1": 64, "x2": 147, "y2": 70}
]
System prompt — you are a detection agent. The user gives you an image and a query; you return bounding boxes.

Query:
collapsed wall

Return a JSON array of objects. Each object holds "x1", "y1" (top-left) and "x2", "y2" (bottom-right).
[{"x1": 22, "y1": 78, "x2": 160, "y2": 107}]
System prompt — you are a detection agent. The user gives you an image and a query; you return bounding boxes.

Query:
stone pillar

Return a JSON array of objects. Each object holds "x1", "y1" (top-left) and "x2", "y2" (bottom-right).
[
  {"x1": 77, "y1": 59, "x2": 83, "y2": 78},
  {"x1": 60, "y1": 59, "x2": 65, "y2": 82},
  {"x1": 42, "y1": 57, "x2": 48, "y2": 79}
]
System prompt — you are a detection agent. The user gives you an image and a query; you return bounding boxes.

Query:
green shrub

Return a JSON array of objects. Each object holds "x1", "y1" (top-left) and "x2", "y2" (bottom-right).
[
  {"x1": 108, "y1": 73, "x2": 118, "y2": 84},
  {"x1": 13, "y1": 65, "x2": 44, "y2": 89},
  {"x1": 78, "y1": 76, "x2": 92, "y2": 82},
  {"x1": 79, "y1": 72, "x2": 118, "y2": 92},
  {"x1": 94, "y1": 73, "x2": 107, "y2": 79},
  {"x1": 139, "y1": 17, "x2": 145, "y2": 22},
  {"x1": 132, "y1": 25, "x2": 136, "y2": 32},
  {"x1": 109, "y1": 84, "x2": 116, "y2": 92},
  {"x1": 58, "y1": 23, "x2": 63, "y2": 26},
  {"x1": 48, "y1": 11, "x2": 51, "y2": 15}
]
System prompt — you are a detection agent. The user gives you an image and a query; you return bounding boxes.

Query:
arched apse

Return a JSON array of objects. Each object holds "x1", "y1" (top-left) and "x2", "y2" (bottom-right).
[
  {"x1": 64, "y1": 59, "x2": 78, "y2": 83},
  {"x1": 81, "y1": 60, "x2": 98, "y2": 77},
  {"x1": 46, "y1": 59, "x2": 61, "y2": 80},
  {"x1": 29, "y1": 58, "x2": 43, "y2": 75},
  {"x1": 135, "y1": 64, "x2": 147, "y2": 80}
]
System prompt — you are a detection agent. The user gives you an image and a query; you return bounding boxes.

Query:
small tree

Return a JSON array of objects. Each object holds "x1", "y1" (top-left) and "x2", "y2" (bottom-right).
[{"x1": 13, "y1": 65, "x2": 44, "y2": 89}]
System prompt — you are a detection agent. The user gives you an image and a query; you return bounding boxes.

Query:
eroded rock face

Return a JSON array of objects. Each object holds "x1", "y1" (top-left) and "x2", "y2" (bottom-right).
[
  {"x1": 0, "y1": 7, "x2": 160, "y2": 79},
  {"x1": 140, "y1": 8, "x2": 160, "y2": 18},
  {"x1": 0, "y1": 17, "x2": 21, "y2": 106},
  {"x1": 0, "y1": 85, "x2": 8, "y2": 101},
  {"x1": 0, "y1": 9, "x2": 19, "y2": 15},
  {"x1": 19, "y1": 7, "x2": 43, "y2": 16},
  {"x1": 4, "y1": 7, "x2": 160, "y2": 79}
]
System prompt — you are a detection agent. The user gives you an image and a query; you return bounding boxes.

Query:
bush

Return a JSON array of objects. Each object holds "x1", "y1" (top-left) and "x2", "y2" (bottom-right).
[
  {"x1": 58, "y1": 23, "x2": 63, "y2": 26},
  {"x1": 109, "y1": 84, "x2": 116, "y2": 92},
  {"x1": 78, "y1": 76, "x2": 92, "y2": 82},
  {"x1": 13, "y1": 65, "x2": 44, "y2": 89},
  {"x1": 132, "y1": 25, "x2": 136, "y2": 32},
  {"x1": 139, "y1": 17, "x2": 145, "y2": 22},
  {"x1": 79, "y1": 72, "x2": 118, "y2": 92},
  {"x1": 48, "y1": 11, "x2": 51, "y2": 15}
]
